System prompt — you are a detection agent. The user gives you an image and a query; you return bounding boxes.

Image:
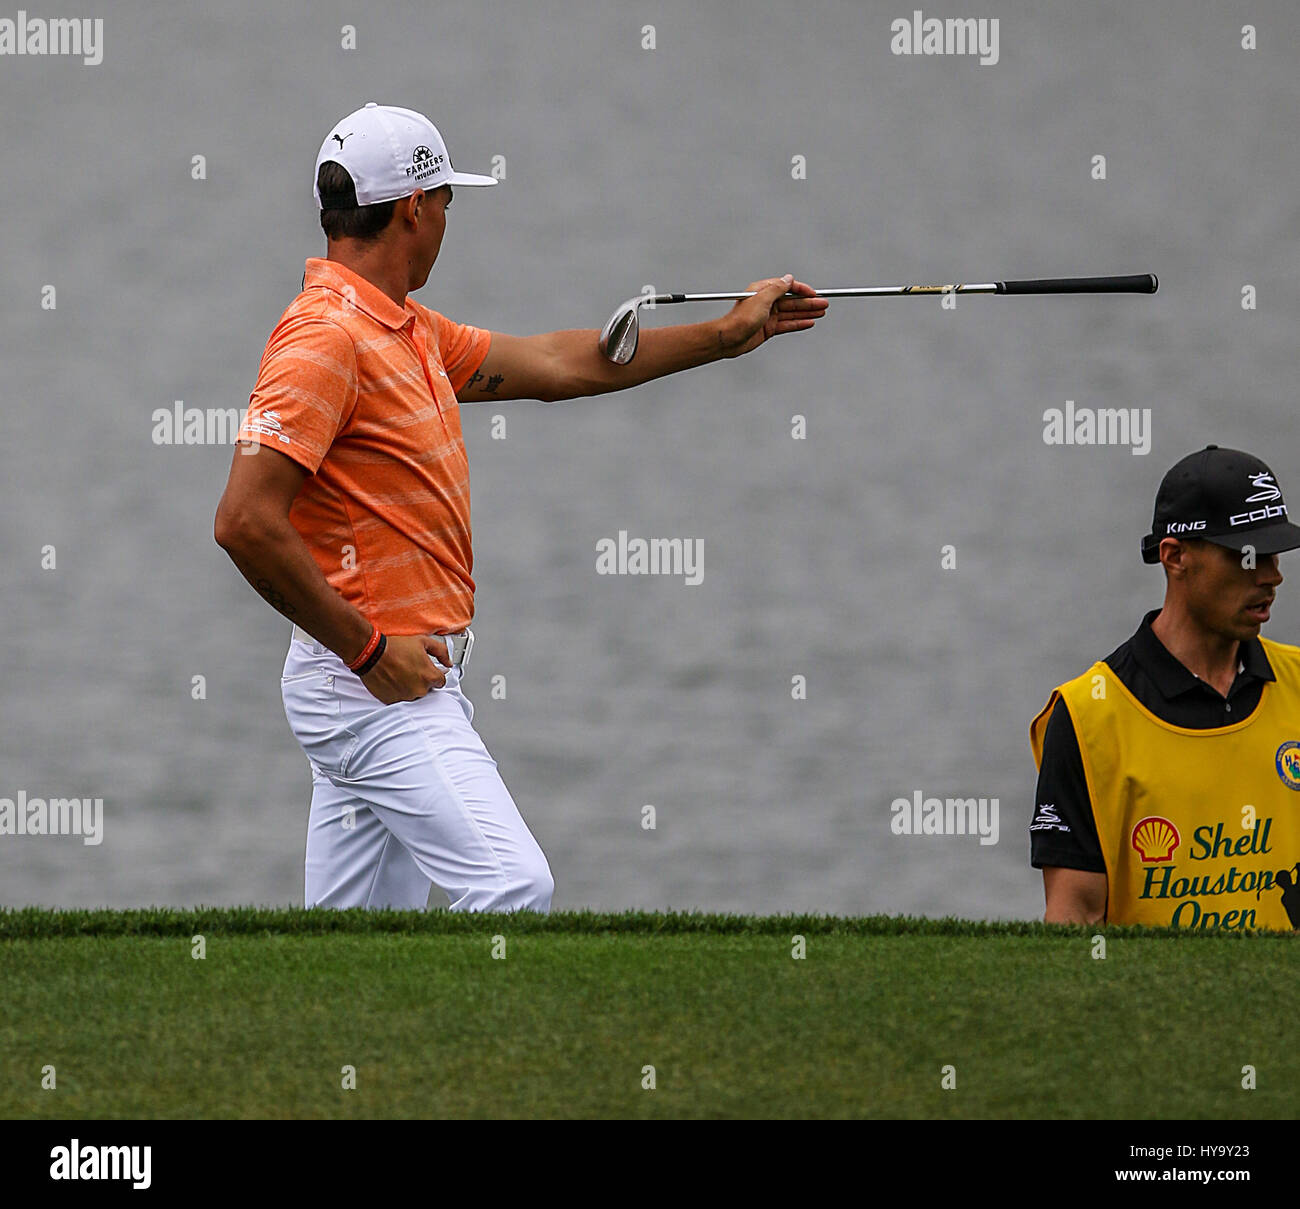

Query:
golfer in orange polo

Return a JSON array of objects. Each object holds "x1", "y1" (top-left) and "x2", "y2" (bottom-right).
[{"x1": 214, "y1": 102, "x2": 828, "y2": 911}]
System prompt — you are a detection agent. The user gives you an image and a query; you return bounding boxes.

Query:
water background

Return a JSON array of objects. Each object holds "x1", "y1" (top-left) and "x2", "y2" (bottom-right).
[{"x1": 2, "y1": 0, "x2": 1297, "y2": 915}]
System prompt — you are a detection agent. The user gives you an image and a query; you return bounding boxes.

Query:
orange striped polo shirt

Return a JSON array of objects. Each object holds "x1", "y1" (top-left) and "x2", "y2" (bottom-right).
[{"x1": 238, "y1": 258, "x2": 491, "y2": 634}]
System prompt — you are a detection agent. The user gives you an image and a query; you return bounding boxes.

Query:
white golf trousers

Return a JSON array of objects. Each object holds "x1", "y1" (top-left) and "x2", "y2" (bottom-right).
[{"x1": 280, "y1": 635, "x2": 553, "y2": 912}]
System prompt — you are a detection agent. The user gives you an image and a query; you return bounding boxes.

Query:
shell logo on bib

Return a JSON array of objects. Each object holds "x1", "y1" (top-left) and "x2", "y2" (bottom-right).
[
  {"x1": 1131, "y1": 816, "x2": 1180, "y2": 863},
  {"x1": 1275, "y1": 741, "x2": 1300, "y2": 791}
]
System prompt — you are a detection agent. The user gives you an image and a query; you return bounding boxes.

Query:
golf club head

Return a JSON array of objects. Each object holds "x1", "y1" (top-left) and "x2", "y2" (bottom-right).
[{"x1": 598, "y1": 296, "x2": 643, "y2": 364}]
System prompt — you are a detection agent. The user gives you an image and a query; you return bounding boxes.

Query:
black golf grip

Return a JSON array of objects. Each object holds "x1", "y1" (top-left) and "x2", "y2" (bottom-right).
[{"x1": 997, "y1": 274, "x2": 1158, "y2": 295}]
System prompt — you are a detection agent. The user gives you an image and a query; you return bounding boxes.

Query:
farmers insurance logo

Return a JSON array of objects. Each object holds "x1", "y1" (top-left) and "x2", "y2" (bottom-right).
[
  {"x1": 405, "y1": 144, "x2": 445, "y2": 182},
  {"x1": 1275, "y1": 741, "x2": 1300, "y2": 790},
  {"x1": 1131, "y1": 816, "x2": 1180, "y2": 863}
]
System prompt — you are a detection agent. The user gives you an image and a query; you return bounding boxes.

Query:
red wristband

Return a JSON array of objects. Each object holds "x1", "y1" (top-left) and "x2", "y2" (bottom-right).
[{"x1": 347, "y1": 625, "x2": 382, "y2": 672}]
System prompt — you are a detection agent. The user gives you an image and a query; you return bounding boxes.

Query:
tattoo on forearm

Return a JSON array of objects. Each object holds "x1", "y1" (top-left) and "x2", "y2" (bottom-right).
[{"x1": 254, "y1": 577, "x2": 297, "y2": 617}]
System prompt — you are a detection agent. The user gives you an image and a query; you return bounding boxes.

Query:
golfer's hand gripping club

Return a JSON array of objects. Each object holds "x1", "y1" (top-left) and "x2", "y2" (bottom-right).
[{"x1": 716, "y1": 275, "x2": 830, "y2": 359}]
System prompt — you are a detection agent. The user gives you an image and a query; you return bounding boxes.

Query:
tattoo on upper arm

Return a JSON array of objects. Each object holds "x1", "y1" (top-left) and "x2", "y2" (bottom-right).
[
  {"x1": 462, "y1": 369, "x2": 504, "y2": 395},
  {"x1": 254, "y1": 577, "x2": 297, "y2": 617}
]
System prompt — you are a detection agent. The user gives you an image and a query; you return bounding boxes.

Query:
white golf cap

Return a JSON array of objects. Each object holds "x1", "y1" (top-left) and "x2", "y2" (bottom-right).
[{"x1": 314, "y1": 102, "x2": 496, "y2": 209}]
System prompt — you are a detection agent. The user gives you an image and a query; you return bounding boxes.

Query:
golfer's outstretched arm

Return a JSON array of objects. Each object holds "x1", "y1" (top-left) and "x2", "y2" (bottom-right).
[{"x1": 458, "y1": 276, "x2": 828, "y2": 403}]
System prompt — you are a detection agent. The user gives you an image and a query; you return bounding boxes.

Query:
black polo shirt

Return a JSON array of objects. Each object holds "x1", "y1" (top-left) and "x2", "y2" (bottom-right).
[{"x1": 1029, "y1": 609, "x2": 1277, "y2": 871}]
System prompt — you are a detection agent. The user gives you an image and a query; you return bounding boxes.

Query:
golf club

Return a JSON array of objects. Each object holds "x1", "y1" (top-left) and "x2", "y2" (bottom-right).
[{"x1": 597, "y1": 273, "x2": 1159, "y2": 364}]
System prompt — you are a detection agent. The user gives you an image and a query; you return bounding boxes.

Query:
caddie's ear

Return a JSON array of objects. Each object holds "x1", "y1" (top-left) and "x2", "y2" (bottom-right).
[{"x1": 1159, "y1": 536, "x2": 1193, "y2": 578}]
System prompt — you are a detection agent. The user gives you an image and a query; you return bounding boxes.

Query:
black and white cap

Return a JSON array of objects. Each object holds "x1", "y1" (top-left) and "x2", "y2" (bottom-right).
[
  {"x1": 1141, "y1": 444, "x2": 1300, "y2": 563},
  {"x1": 314, "y1": 102, "x2": 496, "y2": 209}
]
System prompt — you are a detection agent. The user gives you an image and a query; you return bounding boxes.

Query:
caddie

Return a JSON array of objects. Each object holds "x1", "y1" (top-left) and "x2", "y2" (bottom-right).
[{"x1": 1029, "y1": 445, "x2": 1300, "y2": 930}]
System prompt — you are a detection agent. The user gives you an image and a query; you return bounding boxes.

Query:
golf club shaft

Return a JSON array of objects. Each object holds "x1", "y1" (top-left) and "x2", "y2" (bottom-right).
[{"x1": 647, "y1": 274, "x2": 1157, "y2": 305}]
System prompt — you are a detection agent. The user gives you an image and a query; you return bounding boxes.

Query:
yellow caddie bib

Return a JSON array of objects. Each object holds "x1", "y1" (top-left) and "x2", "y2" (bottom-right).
[{"x1": 1030, "y1": 636, "x2": 1300, "y2": 931}]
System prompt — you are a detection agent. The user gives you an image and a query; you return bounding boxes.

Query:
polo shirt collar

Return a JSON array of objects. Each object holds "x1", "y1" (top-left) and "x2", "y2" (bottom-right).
[
  {"x1": 303, "y1": 258, "x2": 417, "y2": 330},
  {"x1": 1133, "y1": 608, "x2": 1275, "y2": 698}
]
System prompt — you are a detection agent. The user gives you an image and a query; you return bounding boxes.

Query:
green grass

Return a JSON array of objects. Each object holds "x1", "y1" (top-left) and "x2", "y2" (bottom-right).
[{"x1": 0, "y1": 910, "x2": 1295, "y2": 1119}]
